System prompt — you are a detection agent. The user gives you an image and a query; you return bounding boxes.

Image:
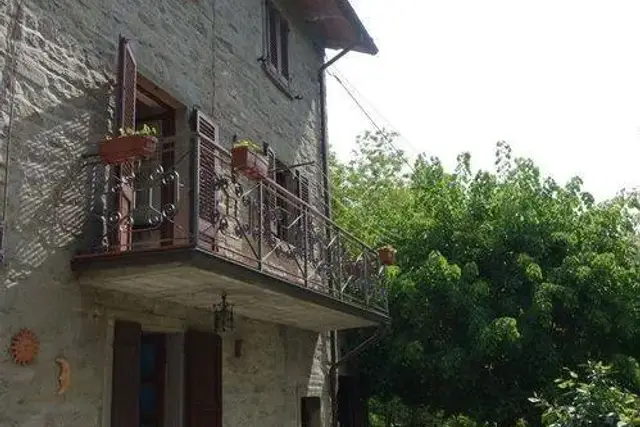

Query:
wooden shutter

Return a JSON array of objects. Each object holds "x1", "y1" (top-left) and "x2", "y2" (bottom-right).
[
  {"x1": 110, "y1": 320, "x2": 141, "y2": 427},
  {"x1": 192, "y1": 109, "x2": 219, "y2": 250},
  {"x1": 115, "y1": 36, "x2": 137, "y2": 252},
  {"x1": 265, "y1": 147, "x2": 276, "y2": 180},
  {"x1": 185, "y1": 329, "x2": 222, "y2": 427},
  {"x1": 280, "y1": 18, "x2": 289, "y2": 79},
  {"x1": 264, "y1": 147, "x2": 276, "y2": 237},
  {"x1": 267, "y1": 5, "x2": 279, "y2": 70},
  {"x1": 299, "y1": 173, "x2": 309, "y2": 204},
  {"x1": 296, "y1": 173, "x2": 309, "y2": 247}
]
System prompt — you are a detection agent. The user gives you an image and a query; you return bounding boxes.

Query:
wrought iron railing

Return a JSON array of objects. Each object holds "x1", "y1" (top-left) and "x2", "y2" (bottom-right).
[{"x1": 77, "y1": 132, "x2": 388, "y2": 315}]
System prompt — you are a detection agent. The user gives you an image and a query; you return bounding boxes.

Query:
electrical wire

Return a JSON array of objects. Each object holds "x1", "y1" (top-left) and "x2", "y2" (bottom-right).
[
  {"x1": 327, "y1": 70, "x2": 416, "y2": 174},
  {"x1": 330, "y1": 68, "x2": 424, "y2": 158}
]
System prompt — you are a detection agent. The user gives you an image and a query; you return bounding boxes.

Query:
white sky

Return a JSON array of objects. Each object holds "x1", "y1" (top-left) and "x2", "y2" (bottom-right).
[{"x1": 326, "y1": 0, "x2": 640, "y2": 201}]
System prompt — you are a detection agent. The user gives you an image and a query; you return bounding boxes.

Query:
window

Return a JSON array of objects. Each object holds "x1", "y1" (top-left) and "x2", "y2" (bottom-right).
[
  {"x1": 114, "y1": 37, "x2": 183, "y2": 252},
  {"x1": 264, "y1": 1, "x2": 291, "y2": 95},
  {"x1": 274, "y1": 161, "x2": 309, "y2": 244},
  {"x1": 266, "y1": 3, "x2": 289, "y2": 79}
]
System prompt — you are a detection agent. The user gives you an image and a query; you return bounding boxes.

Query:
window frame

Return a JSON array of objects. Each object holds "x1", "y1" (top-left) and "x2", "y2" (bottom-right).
[{"x1": 263, "y1": 1, "x2": 294, "y2": 99}]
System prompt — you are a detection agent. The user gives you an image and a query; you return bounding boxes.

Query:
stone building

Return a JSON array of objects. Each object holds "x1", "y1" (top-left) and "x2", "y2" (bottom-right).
[{"x1": 0, "y1": 0, "x2": 388, "y2": 426}]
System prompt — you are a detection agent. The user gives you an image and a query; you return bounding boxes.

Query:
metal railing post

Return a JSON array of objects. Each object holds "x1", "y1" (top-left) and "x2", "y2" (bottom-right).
[
  {"x1": 336, "y1": 232, "x2": 343, "y2": 299},
  {"x1": 258, "y1": 181, "x2": 263, "y2": 270},
  {"x1": 363, "y1": 248, "x2": 369, "y2": 306},
  {"x1": 303, "y1": 205, "x2": 309, "y2": 286},
  {"x1": 189, "y1": 135, "x2": 200, "y2": 246}
]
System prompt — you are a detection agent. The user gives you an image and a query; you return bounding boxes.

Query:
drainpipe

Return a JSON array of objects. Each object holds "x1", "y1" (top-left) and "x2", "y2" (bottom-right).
[
  {"x1": 329, "y1": 327, "x2": 383, "y2": 427},
  {"x1": 318, "y1": 45, "x2": 353, "y2": 219},
  {"x1": 317, "y1": 45, "x2": 353, "y2": 427}
]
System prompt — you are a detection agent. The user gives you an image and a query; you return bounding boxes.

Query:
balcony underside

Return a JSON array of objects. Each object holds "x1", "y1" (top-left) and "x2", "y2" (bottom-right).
[{"x1": 72, "y1": 247, "x2": 388, "y2": 331}]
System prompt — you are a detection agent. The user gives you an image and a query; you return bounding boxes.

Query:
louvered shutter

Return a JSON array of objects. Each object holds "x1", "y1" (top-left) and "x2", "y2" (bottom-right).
[
  {"x1": 185, "y1": 330, "x2": 222, "y2": 427},
  {"x1": 110, "y1": 320, "x2": 141, "y2": 427},
  {"x1": 280, "y1": 19, "x2": 289, "y2": 79},
  {"x1": 267, "y1": 5, "x2": 279, "y2": 70},
  {"x1": 280, "y1": 170, "x2": 298, "y2": 241},
  {"x1": 266, "y1": 147, "x2": 276, "y2": 180},
  {"x1": 299, "y1": 174, "x2": 309, "y2": 204},
  {"x1": 192, "y1": 109, "x2": 219, "y2": 250},
  {"x1": 296, "y1": 173, "x2": 309, "y2": 247},
  {"x1": 264, "y1": 147, "x2": 277, "y2": 236},
  {"x1": 115, "y1": 36, "x2": 136, "y2": 252}
]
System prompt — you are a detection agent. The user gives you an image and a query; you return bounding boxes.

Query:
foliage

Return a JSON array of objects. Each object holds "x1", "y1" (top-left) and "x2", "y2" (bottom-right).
[
  {"x1": 119, "y1": 123, "x2": 158, "y2": 137},
  {"x1": 330, "y1": 131, "x2": 640, "y2": 425},
  {"x1": 529, "y1": 361, "x2": 640, "y2": 426},
  {"x1": 232, "y1": 139, "x2": 262, "y2": 152},
  {"x1": 367, "y1": 397, "x2": 491, "y2": 427}
]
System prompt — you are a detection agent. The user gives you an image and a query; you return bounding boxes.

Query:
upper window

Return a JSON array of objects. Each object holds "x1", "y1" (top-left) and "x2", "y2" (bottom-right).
[{"x1": 265, "y1": 2, "x2": 290, "y2": 81}]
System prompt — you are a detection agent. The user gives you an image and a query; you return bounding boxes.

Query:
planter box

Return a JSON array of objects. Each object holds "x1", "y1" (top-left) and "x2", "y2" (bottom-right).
[
  {"x1": 99, "y1": 135, "x2": 157, "y2": 165},
  {"x1": 231, "y1": 146, "x2": 269, "y2": 180},
  {"x1": 378, "y1": 247, "x2": 396, "y2": 266}
]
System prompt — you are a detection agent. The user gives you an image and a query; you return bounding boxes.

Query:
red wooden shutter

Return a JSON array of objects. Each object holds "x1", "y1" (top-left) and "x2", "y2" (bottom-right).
[
  {"x1": 115, "y1": 36, "x2": 137, "y2": 252},
  {"x1": 192, "y1": 109, "x2": 219, "y2": 249},
  {"x1": 185, "y1": 329, "x2": 222, "y2": 427},
  {"x1": 110, "y1": 320, "x2": 141, "y2": 427}
]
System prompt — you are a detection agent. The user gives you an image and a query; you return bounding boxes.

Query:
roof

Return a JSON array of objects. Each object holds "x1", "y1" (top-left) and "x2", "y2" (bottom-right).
[{"x1": 299, "y1": 0, "x2": 378, "y2": 55}]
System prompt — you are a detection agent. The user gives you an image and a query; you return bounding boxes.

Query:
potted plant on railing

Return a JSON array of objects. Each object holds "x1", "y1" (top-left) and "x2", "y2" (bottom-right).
[
  {"x1": 378, "y1": 245, "x2": 397, "y2": 266},
  {"x1": 231, "y1": 139, "x2": 269, "y2": 180},
  {"x1": 99, "y1": 124, "x2": 158, "y2": 165}
]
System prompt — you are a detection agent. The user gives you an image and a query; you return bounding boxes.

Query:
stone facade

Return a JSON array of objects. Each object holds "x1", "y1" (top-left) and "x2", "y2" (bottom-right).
[{"x1": 0, "y1": 0, "x2": 335, "y2": 425}]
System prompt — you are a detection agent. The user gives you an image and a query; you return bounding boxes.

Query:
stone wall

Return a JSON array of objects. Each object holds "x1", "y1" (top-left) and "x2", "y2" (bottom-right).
[{"x1": 0, "y1": 0, "x2": 332, "y2": 424}]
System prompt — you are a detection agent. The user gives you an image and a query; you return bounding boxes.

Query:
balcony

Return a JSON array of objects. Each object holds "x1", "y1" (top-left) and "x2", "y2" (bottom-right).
[{"x1": 72, "y1": 130, "x2": 389, "y2": 331}]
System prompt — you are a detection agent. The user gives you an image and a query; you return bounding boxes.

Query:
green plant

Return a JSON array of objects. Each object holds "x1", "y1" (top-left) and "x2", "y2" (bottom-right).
[
  {"x1": 331, "y1": 131, "x2": 640, "y2": 425},
  {"x1": 233, "y1": 139, "x2": 262, "y2": 153},
  {"x1": 529, "y1": 361, "x2": 640, "y2": 426},
  {"x1": 118, "y1": 124, "x2": 158, "y2": 137}
]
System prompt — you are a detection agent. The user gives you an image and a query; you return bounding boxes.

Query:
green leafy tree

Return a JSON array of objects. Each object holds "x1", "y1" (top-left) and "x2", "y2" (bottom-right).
[
  {"x1": 330, "y1": 132, "x2": 640, "y2": 426},
  {"x1": 530, "y1": 362, "x2": 640, "y2": 426}
]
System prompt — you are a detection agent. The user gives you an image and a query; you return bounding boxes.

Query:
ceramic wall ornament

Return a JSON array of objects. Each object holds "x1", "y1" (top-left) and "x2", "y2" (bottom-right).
[
  {"x1": 55, "y1": 357, "x2": 71, "y2": 395},
  {"x1": 9, "y1": 329, "x2": 39, "y2": 365}
]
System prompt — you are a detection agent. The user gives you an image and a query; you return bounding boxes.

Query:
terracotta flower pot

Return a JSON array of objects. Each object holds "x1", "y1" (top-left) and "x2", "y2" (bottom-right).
[
  {"x1": 378, "y1": 246, "x2": 396, "y2": 266},
  {"x1": 231, "y1": 146, "x2": 269, "y2": 180},
  {"x1": 99, "y1": 135, "x2": 157, "y2": 165}
]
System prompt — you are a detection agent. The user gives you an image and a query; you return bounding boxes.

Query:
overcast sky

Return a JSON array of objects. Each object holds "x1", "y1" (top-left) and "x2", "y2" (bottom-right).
[{"x1": 325, "y1": 0, "x2": 640, "y2": 201}]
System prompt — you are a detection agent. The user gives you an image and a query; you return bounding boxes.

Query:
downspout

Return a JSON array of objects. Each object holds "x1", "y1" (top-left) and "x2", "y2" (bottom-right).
[
  {"x1": 318, "y1": 45, "x2": 353, "y2": 219},
  {"x1": 329, "y1": 327, "x2": 384, "y2": 427},
  {"x1": 1, "y1": 3, "x2": 25, "y2": 264},
  {"x1": 317, "y1": 45, "x2": 353, "y2": 427}
]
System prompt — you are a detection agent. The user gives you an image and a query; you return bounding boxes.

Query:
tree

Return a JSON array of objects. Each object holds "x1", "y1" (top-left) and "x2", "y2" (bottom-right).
[
  {"x1": 330, "y1": 132, "x2": 640, "y2": 426},
  {"x1": 530, "y1": 361, "x2": 640, "y2": 426}
]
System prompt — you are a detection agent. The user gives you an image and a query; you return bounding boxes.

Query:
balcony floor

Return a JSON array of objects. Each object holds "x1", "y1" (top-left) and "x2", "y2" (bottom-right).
[{"x1": 72, "y1": 247, "x2": 388, "y2": 331}]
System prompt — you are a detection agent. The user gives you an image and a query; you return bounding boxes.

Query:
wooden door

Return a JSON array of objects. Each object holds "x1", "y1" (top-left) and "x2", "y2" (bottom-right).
[
  {"x1": 111, "y1": 320, "x2": 141, "y2": 427},
  {"x1": 185, "y1": 329, "x2": 222, "y2": 427}
]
